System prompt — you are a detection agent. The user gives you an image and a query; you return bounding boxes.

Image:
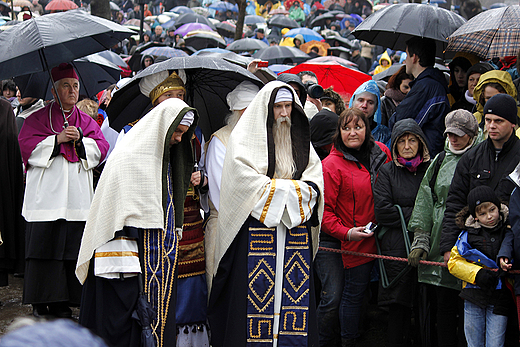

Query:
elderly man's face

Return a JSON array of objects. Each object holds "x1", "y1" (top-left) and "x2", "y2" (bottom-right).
[
  {"x1": 273, "y1": 101, "x2": 292, "y2": 120},
  {"x1": 155, "y1": 26, "x2": 163, "y2": 36},
  {"x1": 352, "y1": 92, "x2": 376, "y2": 118},
  {"x1": 52, "y1": 77, "x2": 79, "y2": 110}
]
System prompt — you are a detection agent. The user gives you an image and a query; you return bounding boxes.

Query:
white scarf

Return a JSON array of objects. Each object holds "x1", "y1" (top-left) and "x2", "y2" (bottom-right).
[{"x1": 76, "y1": 98, "x2": 196, "y2": 284}]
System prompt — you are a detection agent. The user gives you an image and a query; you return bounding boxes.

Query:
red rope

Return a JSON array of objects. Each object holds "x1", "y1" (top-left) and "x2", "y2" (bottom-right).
[{"x1": 318, "y1": 246, "x2": 520, "y2": 274}]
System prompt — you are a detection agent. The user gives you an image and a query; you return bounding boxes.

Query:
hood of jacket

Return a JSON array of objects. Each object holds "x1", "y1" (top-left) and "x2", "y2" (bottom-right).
[
  {"x1": 473, "y1": 70, "x2": 517, "y2": 115},
  {"x1": 390, "y1": 118, "x2": 430, "y2": 165},
  {"x1": 378, "y1": 50, "x2": 392, "y2": 67},
  {"x1": 349, "y1": 79, "x2": 382, "y2": 124},
  {"x1": 456, "y1": 204, "x2": 509, "y2": 230}
]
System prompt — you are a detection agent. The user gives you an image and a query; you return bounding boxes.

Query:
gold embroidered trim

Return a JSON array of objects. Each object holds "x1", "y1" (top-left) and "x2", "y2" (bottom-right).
[
  {"x1": 291, "y1": 180, "x2": 305, "y2": 223},
  {"x1": 178, "y1": 270, "x2": 205, "y2": 279},
  {"x1": 260, "y1": 179, "x2": 276, "y2": 224},
  {"x1": 95, "y1": 251, "x2": 138, "y2": 258}
]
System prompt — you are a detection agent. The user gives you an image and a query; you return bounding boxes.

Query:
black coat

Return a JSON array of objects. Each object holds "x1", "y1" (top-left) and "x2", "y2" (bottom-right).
[
  {"x1": 440, "y1": 134, "x2": 520, "y2": 255},
  {"x1": 374, "y1": 118, "x2": 430, "y2": 307}
]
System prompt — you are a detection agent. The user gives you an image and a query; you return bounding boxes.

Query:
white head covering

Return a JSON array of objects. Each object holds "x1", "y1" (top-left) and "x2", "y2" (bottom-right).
[
  {"x1": 274, "y1": 88, "x2": 293, "y2": 103},
  {"x1": 226, "y1": 81, "x2": 260, "y2": 111},
  {"x1": 180, "y1": 110, "x2": 194, "y2": 126},
  {"x1": 139, "y1": 70, "x2": 170, "y2": 98}
]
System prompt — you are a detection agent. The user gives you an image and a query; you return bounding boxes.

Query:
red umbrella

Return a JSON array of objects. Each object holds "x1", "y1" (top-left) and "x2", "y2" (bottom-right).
[
  {"x1": 45, "y1": 0, "x2": 78, "y2": 10},
  {"x1": 285, "y1": 61, "x2": 370, "y2": 101}
]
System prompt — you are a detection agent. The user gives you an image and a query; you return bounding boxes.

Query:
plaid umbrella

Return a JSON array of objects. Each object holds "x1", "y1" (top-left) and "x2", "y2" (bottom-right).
[{"x1": 446, "y1": 5, "x2": 520, "y2": 59}]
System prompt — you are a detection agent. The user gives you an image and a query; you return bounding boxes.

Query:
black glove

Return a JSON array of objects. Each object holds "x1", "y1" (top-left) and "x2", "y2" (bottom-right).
[
  {"x1": 475, "y1": 268, "x2": 499, "y2": 295},
  {"x1": 408, "y1": 248, "x2": 428, "y2": 267}
]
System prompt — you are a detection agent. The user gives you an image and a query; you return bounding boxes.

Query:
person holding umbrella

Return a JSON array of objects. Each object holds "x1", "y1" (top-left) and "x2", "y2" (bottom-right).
[
  {"x1": 389, "y1": 37, "x2": 450, "y2": 157},
  {"x1": 18, "y1": 63, "x2": 109, "y2": 318}
]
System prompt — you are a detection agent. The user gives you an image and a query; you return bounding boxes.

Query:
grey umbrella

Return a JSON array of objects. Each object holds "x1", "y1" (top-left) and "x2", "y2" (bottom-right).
[
  {"x1": 267, "y1": 14, "x2": 300, "y2": 29},
  {"x1": 352, "y1": 3, "x2": 466, "y2": 58},
  {"x1": 226, "y1": 38, "x2": 268, "y2": 52},
  {"x1": 253, "y1": 46, "x2": 310, "y2": 64},
  {"x1": 174, "y1": 13, "x2": 216, "y2": 30},
  {"x1": 106, "y1": 56, "x2": 265, "y2": 138}
]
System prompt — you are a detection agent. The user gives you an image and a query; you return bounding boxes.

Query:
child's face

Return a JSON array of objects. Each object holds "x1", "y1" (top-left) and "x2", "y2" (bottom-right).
[{"x1": 476, "y1": 203, "x2": 500, "y2": 228}]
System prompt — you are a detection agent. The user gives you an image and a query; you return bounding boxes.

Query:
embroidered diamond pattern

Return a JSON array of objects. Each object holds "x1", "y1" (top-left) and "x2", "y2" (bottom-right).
[
  {"x1": 249, "y1": 258, "x2": 275, "y2": 307},
  {"x1": 285, "y1": 258, "x2": 309, "y2": 293}
]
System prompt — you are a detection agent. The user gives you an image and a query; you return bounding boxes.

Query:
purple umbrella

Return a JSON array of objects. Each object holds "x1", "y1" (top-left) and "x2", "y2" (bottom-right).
[{"x1": 174, "y1": 22, "x2": 214, "y2": 37}]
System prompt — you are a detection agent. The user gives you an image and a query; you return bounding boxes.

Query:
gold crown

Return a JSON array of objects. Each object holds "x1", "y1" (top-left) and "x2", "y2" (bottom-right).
[{"x1": 149, "y1": 72, "x2": 186, "y2": 105}]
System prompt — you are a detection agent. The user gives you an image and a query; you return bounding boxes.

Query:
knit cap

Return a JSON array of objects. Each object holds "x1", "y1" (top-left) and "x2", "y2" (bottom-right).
[
  {"x1": 467, "y1": 185, "x2": 501, "y2": 217},
  {"x1": 483, "y1": 93, "x2": 517, "y2": 125}
]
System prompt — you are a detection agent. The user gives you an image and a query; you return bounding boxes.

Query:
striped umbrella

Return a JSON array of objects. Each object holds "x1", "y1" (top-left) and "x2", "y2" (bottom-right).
[{"x1": 447, "y1": 5, "x2": 520, "y2": 59}]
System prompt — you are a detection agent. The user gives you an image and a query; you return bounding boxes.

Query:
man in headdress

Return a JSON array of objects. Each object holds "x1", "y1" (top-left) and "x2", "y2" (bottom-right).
[
  {"x1": 76, "y1": 70, "x2": 204, "y2": 347},
  {"x1": 207, "y1": 81, "x2": 324, "y2": 346},
  {"x1": 18, "y1": 63, "x2": 109, "y2": 318}
]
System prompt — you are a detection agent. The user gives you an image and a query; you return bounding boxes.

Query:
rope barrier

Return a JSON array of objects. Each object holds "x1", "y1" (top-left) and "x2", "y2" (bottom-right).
[{"x1": 318, "y1": 246, "x2": 520, "y2": 274}]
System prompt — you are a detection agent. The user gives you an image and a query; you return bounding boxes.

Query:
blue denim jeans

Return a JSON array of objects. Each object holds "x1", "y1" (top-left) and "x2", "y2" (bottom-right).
[
  {"x1": 315, "y1": 239, "x2": 344, "y2": 346},
  {"x1": 464, "y1": 300, "x2": 508, "y2": 347},
  {"x1": 340, "y1": 261, "x2": 374, "y2": 339}
]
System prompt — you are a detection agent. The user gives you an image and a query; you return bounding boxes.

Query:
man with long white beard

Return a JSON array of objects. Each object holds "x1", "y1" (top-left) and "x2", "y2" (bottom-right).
[{"x1": 207, "y1": 81, "x2": 324, "y2": 347}]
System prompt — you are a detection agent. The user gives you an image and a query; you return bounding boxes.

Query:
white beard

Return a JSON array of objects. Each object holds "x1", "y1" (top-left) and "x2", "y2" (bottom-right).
[
  {"x1": 273, "y1": 116, "x2": 295, "y2": 179},
  {"x1": 225, "y1": 110, "x2": 242, "y2": 129}
]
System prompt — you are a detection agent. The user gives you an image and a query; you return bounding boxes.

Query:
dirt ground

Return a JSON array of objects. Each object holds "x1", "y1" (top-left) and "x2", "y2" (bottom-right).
[{"x1": 0, "y1": 274, "x2": 386, "y2": 345}]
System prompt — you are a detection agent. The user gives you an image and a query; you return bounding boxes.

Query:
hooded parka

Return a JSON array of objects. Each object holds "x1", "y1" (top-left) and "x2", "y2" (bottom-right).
[{"x1": 373, "y1": 119, "x2": 431, "y2": 306}]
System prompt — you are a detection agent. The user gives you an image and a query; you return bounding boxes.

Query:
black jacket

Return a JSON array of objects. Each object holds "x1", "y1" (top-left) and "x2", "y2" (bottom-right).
[
  {"x1": 440, "y1": 134, "x2": 520, "y2": 255},
  {"x1": 374, "y1": 118, "x2": 431, "y2": 306}
]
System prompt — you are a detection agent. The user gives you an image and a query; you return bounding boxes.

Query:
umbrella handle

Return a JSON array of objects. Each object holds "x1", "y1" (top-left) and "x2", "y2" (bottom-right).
[{"x1": 42, "y1": 51, "x2": 69, "y2": 128}]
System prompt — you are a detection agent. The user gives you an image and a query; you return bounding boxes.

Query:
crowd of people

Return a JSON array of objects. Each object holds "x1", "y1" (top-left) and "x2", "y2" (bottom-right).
[{"x1": 3, "y1": 0, "x2": 520, "y2": 347}]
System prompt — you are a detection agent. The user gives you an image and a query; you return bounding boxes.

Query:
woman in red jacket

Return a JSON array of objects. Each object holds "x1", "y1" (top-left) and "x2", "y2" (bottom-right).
[{"x1": 322, "y1": 108, "x2": 391, "y2": 347}]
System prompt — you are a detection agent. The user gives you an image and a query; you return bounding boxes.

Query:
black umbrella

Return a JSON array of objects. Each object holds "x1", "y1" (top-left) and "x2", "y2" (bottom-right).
[
  {"x1": 244, "y1": 14, "x2": 266, "y2": 25},
  {"x1": 372, "y1": 62, "x2": 448, "y2": 82},
  {"x1": 253, "y1": 46, "x2": 310, "y2": 64},
  {"x1": 310, "y1": 12, "x2": 336, "y2": 28},
  {"x1": 257, "y1": 0, "x2": 279, "y2": 5},
  {"x1": 184, "y1": 32, "x2": 226, "y2": 51},
  {"x1": 128, "y1": 42, "x2": 169, "y2": 72},
  {"x1": 195, "y1": 50, "x2": 277, "y2": 83},
  {"x1": 226, "y1": 38, "x2": 268, "y2": 52},
  {"x1": 106, "y1": 56, "x2": 264, "y2": 138},
  {"x1": 0, "y1": 10, "x2": 133, "y2": 126},
  {"x1": 324, "y1": 34, "x2": 354, "y2": 49},
  {"x1": 174, "y1": 13, "x2": 216, "y2": 30},
  {"x1": 0, "y1": 10, "x2": 133, "y2": 80},
  {"x1": 214, "y1": 21, "x2": 236, "y2": 38},
  {"x1": 267, "y1": 14, "x2": 300, "y2": 29},
  {"x1": 351, "y1": 3, "x2": 466, "y2": 58},
  {"x1": 131, "y1": 273, "x2": 156, "y2": 347},
  {"x1": 15, "y1": 53, "x2": 121, "y2": 100}
]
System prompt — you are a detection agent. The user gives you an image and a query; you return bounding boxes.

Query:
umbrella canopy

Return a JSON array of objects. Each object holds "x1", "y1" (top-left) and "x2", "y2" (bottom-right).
[
  {"x1": 109, "y1": 1, "x2": 120, "y2": 11},
  {"x1": 215, "y1": 21, "x2": 235, "y2": 38},
  {"x1": 371, "y1": 62, "x2": 448, "y2": 81},
  {"x1": 269, "y1": 8, "x2": 289, "y2": 15},
  {"x1": 285, "y1": 27, "x2": 323, "y2": 42},
  {"x1": 253, "y1": 45, "x2": 310, "y2": 64},
  {"x1": 142, "y1": 46, "x2": 189, "y2": 58},
  {"x1": 174, "y1": 12, "x2": 215, "y2": 30},
  {"x1": 244, "y1": 14, "x2": 266, "y2": 25},
  {"x1": 191, "y1": 47, "x2": 229, "y2": 55},
  {"x1": 300, "y1": 40, "x2": 330, "y2": 57},
  {"x1": 268, "y1": 64, "x2": 293, "y2": 74},
  {"x1": 97, "y1": 50, "x2": 129, "y2": 68},
  {"x1": 285, "y1": 61, "x2": 371, "y2": 100},
  {"x1": 209, "y1": 1, "x2": 238, "y2": 12},
  {"x1": 13, "y1": 0, "x2": 32, "y2": 7},
  {"x1": 15, "y1": 53, "x2": 122, "y2": 100},
  {"x1": 310, "y1": 12, "x2": 336, "y2": 28},
  {"x1": 191, "y1": 7, "x2": 211, "y2": 17},
  {"x1": 184, "y1": 31, "x2": 226, "y2": 50},
  {"x1": 352, "y1": 3, "x2": 466, "y2": 58},
  {"x1": 106, "y1": 56, "x2": 265, "y2": 138},
  {"x1": 174, "y1": 22, "x2": 213, "y2": 37},
  {"x1": 170, "y1": 6, "x2": 194, "y2": 14},
  {"x1": 45, "y1": 0, "x2": 78, "y2": 11},
  {"x1": 307, "y1": 55, "x2": 356, "y2": 67},
  {"x1": 446, "y1": 5, "x2": 520, "y2": 59},
  {"x1": 194, "y1": 49, "x2": 277, "y2": 83},
  {"x1": 131, "y1": 274, "x2": 156, "y2": 347},
  {"x1": 125, "y1": 19, "x2": 151, "y2": 31},
  {"x1": 0, "y1": 10, "x2": 134, "y2": 80},
  {"x1": 268, "y1": 14, "x2": 300, "y2": 29},
  {"x1": 226, "y1": 38, "x2": 268, "y2": 52}
]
